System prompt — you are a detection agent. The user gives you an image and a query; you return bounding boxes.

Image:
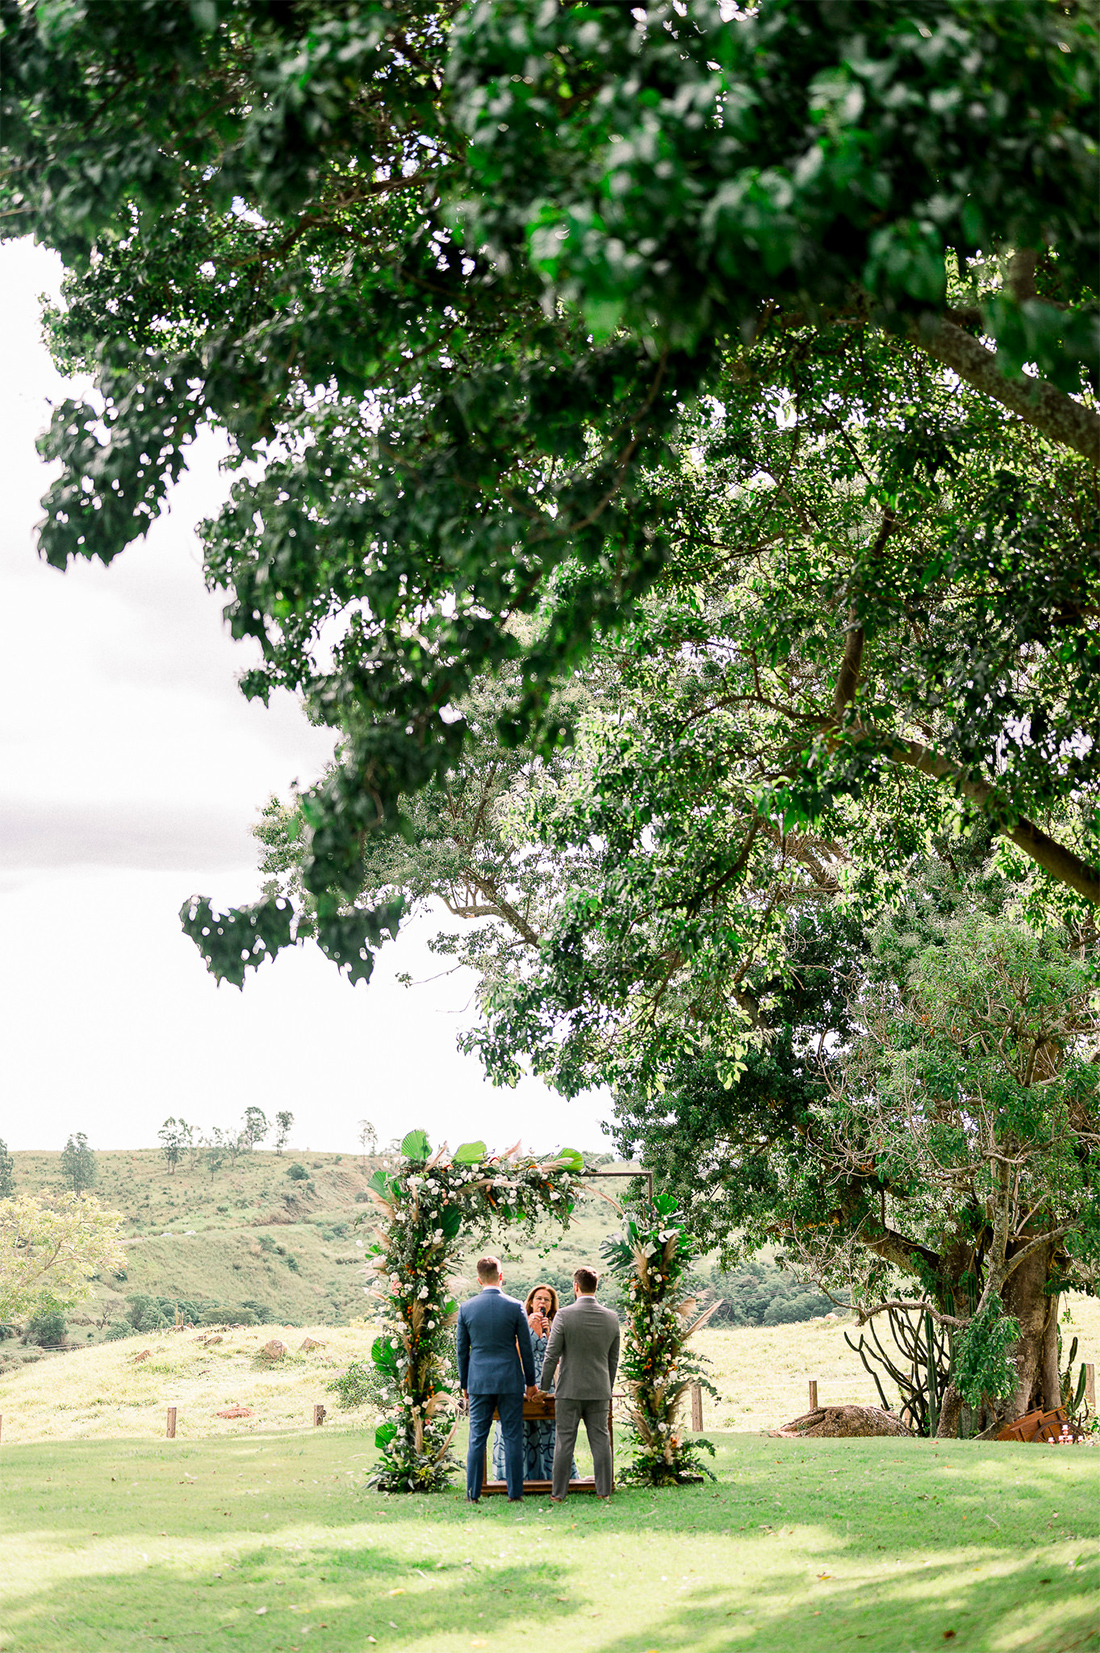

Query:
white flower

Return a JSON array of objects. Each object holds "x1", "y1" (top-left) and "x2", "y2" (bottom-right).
[
  {"x1": 427, "y1": 1320, "x2": 436, "y2": 1329},
  {"x1": 418, "y1": 1285, "x2": 429, "y2": 1299}
]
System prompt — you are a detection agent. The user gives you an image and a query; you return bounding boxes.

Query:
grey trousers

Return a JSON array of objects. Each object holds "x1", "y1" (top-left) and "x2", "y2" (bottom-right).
[{"x1": 551, "y1": 1397, "x2": 612, "y2": 1498}]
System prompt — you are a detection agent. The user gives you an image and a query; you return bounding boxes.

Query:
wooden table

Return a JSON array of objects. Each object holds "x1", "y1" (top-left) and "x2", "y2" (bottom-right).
[{"x1": 480, "y1": 1393, "x2": 614, "y2": 1496}]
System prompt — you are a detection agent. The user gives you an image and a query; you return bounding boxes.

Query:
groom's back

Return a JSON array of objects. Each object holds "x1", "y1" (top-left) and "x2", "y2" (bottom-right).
[
  {"x1": 545, "y1": 1297, "x2": 620, "y2": 1400},
  {"x1": 459, "y1": 1290, "x2": 525, "y2": 1393}
]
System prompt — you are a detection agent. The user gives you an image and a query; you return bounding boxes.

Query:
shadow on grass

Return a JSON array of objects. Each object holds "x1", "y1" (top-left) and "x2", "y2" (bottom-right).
[
  {"x1": 2, "y1": 1537, "x2": 582, "y2": 1652},
  {"x1": 582, "y1": 1549, "x2": 1099, "y2": 1653},
  {"x1": 3, "y1": 1433, "x2": 1097, "y2": 1653}
]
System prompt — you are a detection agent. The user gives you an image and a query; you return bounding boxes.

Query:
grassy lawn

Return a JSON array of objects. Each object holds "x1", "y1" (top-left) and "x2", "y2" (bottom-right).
[{"x1": 2, "y1": 1429, "x2": 1095, "y2": 1653}]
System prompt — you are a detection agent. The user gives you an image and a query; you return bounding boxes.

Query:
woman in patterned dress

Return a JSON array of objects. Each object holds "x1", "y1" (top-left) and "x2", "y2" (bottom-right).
[{"x1": 491, "y1": 1284, "x2": 578, "y2": 1484}]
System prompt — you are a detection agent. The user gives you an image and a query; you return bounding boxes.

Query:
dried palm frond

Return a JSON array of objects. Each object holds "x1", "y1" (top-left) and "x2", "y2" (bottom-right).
[
  {"x1": 585, "y1": 1184, "x2": 624, "y2": 1215},
  {"x1": 683, "y1": 1299, "x2": 725, "y2": 1339},
  {"x1": 433, "y1": 1415, "x2": 461, "y2": 1462}
]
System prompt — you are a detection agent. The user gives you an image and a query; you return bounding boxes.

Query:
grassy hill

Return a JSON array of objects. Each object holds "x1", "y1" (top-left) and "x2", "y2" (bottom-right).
[
  {"x1": 4, "y1": 1149, "x2": 625, "y2": 1361},
  {"x1": 8, "y1": 1148, "x2": 387, "y2": 1343},
  {"x1": 2, "y1": 1295, "x2": 1097, "y2": 1446}
]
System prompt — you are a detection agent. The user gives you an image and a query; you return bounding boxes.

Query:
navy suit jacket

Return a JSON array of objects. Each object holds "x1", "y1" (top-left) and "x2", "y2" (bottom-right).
[{"x1": 456, "y1": 1287, "x2": 537, "y2": 1394}]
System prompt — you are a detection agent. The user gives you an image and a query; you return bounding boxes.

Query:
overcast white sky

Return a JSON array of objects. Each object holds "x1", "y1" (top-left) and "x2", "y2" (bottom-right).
[{"x1": 0, "y1": 239, "x2": 611, "y2": 1157}]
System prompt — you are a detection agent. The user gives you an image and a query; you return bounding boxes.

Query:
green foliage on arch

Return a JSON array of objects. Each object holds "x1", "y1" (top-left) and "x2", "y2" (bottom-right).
[{"x1": 360, "y1": 1134, "x2": 582, "y2": 1493}]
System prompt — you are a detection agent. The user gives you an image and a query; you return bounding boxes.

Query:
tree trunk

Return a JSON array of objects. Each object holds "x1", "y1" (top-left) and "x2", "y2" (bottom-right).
[
  {"x1": 935, "y1": 1381, "x2": 964, "y2": 1439},
  {"x1": 1001, "y1": 1239, "x2": 1060, "y2": 1421}
]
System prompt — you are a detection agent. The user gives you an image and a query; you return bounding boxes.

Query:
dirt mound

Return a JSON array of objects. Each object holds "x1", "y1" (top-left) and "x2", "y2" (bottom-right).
[{"x1": 775, "y1": 1404, "x2": 912, "y2": 1438}]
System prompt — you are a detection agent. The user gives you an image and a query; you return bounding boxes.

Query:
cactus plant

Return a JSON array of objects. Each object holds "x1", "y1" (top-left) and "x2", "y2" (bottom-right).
[{"x1": 845, "y1": 1307, "x2": 954, "y2": 1437}]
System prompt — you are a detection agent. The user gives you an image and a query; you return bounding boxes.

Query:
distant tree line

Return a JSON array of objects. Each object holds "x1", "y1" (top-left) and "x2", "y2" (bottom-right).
[{"x1": 158, "y1": 1109, "x2": 295, "y2": 1176}]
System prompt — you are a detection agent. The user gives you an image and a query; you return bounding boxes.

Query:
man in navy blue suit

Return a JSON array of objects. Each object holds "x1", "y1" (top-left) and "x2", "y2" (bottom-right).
[{"x1": 457, "y1": 1255, "x2": 538, "y2": 1502}]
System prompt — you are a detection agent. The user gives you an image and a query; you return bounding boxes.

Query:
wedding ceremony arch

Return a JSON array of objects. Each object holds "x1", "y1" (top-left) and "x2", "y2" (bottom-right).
[{"x1": 359, "y1": 1132, "x2": 717, "y2": 1492}]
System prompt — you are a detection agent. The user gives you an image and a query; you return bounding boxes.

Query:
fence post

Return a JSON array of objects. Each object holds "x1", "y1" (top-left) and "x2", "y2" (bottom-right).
[
  {"x1": 1085, "y1": 1364, "x2": 1096, "y2": 1409},
  {"x1": 313, "y1": 1404, "x2": 326, "y2": 1427},
  {"x1": 166, "y1": 1407, "x2": 177, "y2": 1439},
  {"x1": 808, "y1": 1380, "x2": 819, "y2": 1411},
  {"x1": 690, "y1": 1382, "x2": 703, "y2": 1432}
]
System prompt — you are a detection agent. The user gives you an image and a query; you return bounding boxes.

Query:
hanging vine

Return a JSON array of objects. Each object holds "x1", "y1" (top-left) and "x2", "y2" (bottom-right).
[
  {"x1": 601, "y1": 1194, "x2": 718, "y2": 1485},
  {"x1": 360, "y1": 1130, "x2": 583, "y2": 1492}
]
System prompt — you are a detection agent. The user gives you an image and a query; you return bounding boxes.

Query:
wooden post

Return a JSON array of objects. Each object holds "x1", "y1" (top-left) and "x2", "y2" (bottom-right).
[
  {"x1": 166, "y1": 1407, "x2": 177, "y2": 1439},
  {"x1": 1085, "y1": 1364, "x2": 1096, "y2": 1409},
  {"x1": 313, "y1": 1404, "x2": 326, "y2": 1426},
  {"x1": 690, "y1": 1382, "x2": 703, "y2": 1432},
  {"x1": 808, "y1": 1380, "x2": 818, "y2": 1411}
]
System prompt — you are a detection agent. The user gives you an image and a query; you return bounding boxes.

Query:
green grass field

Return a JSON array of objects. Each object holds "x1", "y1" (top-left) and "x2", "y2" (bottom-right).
[
  {"x1": 7, "y1": 1155, "x2": 1098, "y2": 1651},
  {"x1": 2, "y1": 1428, "x2": 1095, "y2": 1653}
]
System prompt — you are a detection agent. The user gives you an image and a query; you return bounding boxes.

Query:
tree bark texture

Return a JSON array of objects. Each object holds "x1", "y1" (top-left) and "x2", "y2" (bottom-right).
[
  {"x1": 1002, "y1": 1238, "x2": 1061, "y2": 1421},
  {"x1": 935, "y1": 1382, "x2": 964, "y2": 1440}
]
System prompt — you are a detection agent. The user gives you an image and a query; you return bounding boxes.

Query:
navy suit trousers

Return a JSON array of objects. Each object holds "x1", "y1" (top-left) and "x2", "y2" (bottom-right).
[{"x1": 467, "y1": 1390, "x2": 525, "y2": 1500}]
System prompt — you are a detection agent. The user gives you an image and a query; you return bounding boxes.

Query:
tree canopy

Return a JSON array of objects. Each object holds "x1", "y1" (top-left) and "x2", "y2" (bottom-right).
[
  {"x1": 2, "y1": 0, "x2": 1097, "y2": 996},
  {"x1": 0, "y1": 1193, "x2": 125, "y2": 1323}
]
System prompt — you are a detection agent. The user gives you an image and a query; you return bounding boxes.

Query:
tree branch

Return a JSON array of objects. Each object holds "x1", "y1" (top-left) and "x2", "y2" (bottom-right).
[
  {"x1": 882, "y1": 733, "x2": 1100, "y2": 903},
  {"x1": 913, "y1": 316, "x2": 1099, "y2": 464}
]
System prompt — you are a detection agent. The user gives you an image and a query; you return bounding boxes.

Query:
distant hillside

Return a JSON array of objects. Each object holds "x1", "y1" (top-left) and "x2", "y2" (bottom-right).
[
  {"x1": 7, "y1": 1148, "x2": 386, "y2": 1349},
  {"x1": 5, "y1": 1149, "x2": 835, "y2": 1366},
  {"x1": 4, "y1": 1148, "x2": 623, "y2": 1358}
]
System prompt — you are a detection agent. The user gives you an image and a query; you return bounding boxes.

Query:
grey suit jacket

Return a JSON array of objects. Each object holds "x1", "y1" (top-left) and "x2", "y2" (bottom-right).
[{"x1": 539, "y1": 1295, "x2": 620, "y2": 1400}]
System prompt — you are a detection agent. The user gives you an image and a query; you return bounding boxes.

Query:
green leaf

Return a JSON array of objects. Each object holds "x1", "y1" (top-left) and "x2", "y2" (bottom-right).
[
  {"x1": 367, "y1": 1169, "x2": 392, "y2": 1197},
  {"x1": 654, "y1": 1193, "x2": 679, "y2": 1216},
  {"x1": 453, "y1": 1141, "x2": 487, "y2": 1164},
  {"x1": 400, "y1": 1129, "x2": 431, "y2": 1161},
  {"x1": 371, "y1": 1336, "x2": 399, "y2": 1376},
  {"x1": 440, "y1": 1207, "x2": 463, "y2": 1241},
  {"x1": 374, "y1": 1420, "x2": 398, "y2": 1449},
  {"x1": 556, "y1": 1147, "x2": 585, "y2": 1173}
]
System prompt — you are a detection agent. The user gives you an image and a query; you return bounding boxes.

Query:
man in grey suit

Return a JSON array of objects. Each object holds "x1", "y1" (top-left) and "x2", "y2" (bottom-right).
[
  {"x1": 538, "y1": 1265, "x2": 620, "y2": 1500},
  {"x1": 456, "y1": 1255, "x2": 538, "y2": 1502}
]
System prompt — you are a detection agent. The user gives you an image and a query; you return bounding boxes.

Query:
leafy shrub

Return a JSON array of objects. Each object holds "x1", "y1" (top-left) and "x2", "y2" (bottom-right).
[
  {"x1": 239, "y1": 1299, "x2": 275, "y2": 1324},
  {"x1": 327, "y1": 1359, "x2": 386, "y2": 1411},
  {"x1": 954, "y1": 1303, "x2": 1021, "y2": 1407},
  {"x1": 104, "y1": 1322, "x2": 131, "y2": 1341},
  {"x1": 25, "y1": 1308, "x2": 67, "y2": 1346},
  {"x1": 287, "y1": 1163, "x2": 309, "y2": 1181}
]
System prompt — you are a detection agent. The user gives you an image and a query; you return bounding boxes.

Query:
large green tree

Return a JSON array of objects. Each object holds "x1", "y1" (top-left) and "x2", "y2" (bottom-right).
[
  {"x1": 614, "y1": 876, "x2": 1100, "y2": 1435},
  {"x1": 1, "y1": 0, "x2": 1096, "y2": 996}
]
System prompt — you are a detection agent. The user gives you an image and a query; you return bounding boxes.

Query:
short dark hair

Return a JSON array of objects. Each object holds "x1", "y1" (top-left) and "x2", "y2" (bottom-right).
[
  {"x1": 476, "y1": 1256, "x2": 502, "y2": 1282},
  {"x1": 574, "y1": 1266, "x2": 598, "y2": 1293}
]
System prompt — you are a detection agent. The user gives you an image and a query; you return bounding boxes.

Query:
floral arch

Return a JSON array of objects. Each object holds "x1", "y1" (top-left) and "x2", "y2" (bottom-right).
[{"x1": 359, "y1": 1131, "x2": 716, "y2": 1491}]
